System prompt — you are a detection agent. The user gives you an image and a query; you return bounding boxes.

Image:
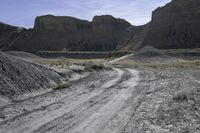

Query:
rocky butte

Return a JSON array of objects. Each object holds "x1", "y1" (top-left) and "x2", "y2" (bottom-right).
[
  {"x1": 0, "y1": 0, "x2": 200, "y2": 51},
  {"x1": 143, "y1": 0, "x2": 200, "y2": 49},
  {"x1": 0, "y1": 22, "x2": 24, "y2": 50},
  {"x1": 1, "y1": 15, "x2": 140, "y2": 52}
]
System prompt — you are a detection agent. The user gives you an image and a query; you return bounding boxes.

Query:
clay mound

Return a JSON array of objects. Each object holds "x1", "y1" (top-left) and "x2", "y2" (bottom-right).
[
  {"x1": 5, "y1": 51, "x2": 41, "y2": 59},
  {"x1": 0, "y1": 51, "x2": 66, "y2": 99},
  {"x1": 136, "y1": 46, "x2": 166, "y2": 57},
  {"x1": 131, "y1": 46, "x2": 178, "y2": 62}
]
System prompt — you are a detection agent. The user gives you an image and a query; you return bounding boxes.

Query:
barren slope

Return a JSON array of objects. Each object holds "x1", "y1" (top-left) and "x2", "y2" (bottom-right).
[{"x1": 0, "y1": 52, "x2": 68, "y2": 101}]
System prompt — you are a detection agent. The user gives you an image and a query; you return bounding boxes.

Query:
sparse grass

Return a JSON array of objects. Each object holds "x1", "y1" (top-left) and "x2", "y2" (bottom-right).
[
  {"x1": 52, "y1": 63, "x2": 111, "y2": 90},
  {"x1": 34, "y1": 58, "x2": 111, "y2": 72},
  {"x1": 34, "y1": 58, "x2": 106, "y2": 68},
  {"x1": 53, "y1": 81, "x2": 74, "y2": 90},
  {"x1": 35, "y1": 51, "x2": 132, "y2": 60},
  {"x1": 37, "y1": 51, "x2": 131, "y2": 54},
  {"x1": 161, "y1": 48, "x2": 200, "y2": 54},
  {"x1": 84, "y1": 63, "x2": 111, "y2": 71},
  {"x1": 115, "y1": 59, "x2": 200, "y2": 68}
]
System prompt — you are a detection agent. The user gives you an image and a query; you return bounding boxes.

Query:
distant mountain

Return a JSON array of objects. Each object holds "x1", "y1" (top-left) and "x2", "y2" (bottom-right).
[{"x1": 143, "y1": 0, "x2": 200, "y2": 49}]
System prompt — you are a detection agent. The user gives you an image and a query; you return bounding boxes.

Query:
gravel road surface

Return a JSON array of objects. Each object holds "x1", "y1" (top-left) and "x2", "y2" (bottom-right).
[{"x1": 0, "y1": 68, "x2": 141, "y2": 133}]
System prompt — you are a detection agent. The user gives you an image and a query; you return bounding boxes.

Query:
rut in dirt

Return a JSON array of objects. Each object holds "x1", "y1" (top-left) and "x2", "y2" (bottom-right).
[{"x1": 0, "y1": 68, "x2": 145, "y2": 133}]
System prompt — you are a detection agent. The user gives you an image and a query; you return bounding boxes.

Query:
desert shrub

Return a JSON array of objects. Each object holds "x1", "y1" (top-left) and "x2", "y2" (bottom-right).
[
  {"x1": 173, "y1": 92, "x2": 188, "y2": 102},
  {"x1": 85, "y1": 63, "x2": 110, "y2": 71},
  {"x1": 53, "y1": 81, "x2": 73, "y2": 90}
]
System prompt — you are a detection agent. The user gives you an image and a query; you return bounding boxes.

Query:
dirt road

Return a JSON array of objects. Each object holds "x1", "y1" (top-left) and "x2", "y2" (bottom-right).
[
  {"x1": 1, "y1": 67, "x2": 200, "y2": 133},
  {"x1": 0, "y1": 68, "x2": 143, "y2": 133}
]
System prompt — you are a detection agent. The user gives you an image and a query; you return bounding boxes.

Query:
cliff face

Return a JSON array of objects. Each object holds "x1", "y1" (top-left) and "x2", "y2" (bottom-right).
[
  {"x1": 7, "y1": 15, "x2": 133, "y2": 52},
  {"x1": 118, "y1": 24, "x2": 149, "y2": 51},
  {"x1": 0, "y1": 23, "x2": 24, "y2": 50},
  {"x1": 1, "y1": 0, "x2": 200, "y2": 52},
  {"x1": 92, "y1": 15, "x2": 130, "y2": 33},
  {"x1": 143, "y1": 0, "x2": 200, "y2": 49},
  {"x1": 34, "y1": 15, "x2": 91, "y2": 32}
]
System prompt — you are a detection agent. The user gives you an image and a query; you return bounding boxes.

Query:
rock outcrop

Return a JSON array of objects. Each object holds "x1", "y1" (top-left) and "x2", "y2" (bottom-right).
[
  {"x1": 143, "y1": 0, "x2": 200, "y2": 49},
  {"x1": 0, "y1": 51, "x2": 66, "y2": 98},
  {"x1": 0, "y1": 23, "x2": 24, "y2": 50},
  {"x1": 34, "y1": 15, "x2": 91, "y2": 32},
  {"x1": 3, "y1": 15, "x2": 135, "y2": 52}
]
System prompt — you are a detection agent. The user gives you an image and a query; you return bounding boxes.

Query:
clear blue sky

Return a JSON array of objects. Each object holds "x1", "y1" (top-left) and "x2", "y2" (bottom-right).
[{"x1": 0, "y1": 0, "x2": 170, "y2": 28}]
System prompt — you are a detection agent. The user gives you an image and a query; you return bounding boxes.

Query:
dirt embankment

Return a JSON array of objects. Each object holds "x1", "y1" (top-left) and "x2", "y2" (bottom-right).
[
  {"x1": 0, "y1": 51, "x2": 70, "y2": 101},
  {"x1": 5, "y1": 51, "x2": 41, "y2": 60}
]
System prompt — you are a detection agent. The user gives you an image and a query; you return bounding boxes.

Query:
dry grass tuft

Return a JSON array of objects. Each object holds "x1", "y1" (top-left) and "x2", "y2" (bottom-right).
[{"x1": 114, "y1": 59, "x2": 200, "y2": 68}]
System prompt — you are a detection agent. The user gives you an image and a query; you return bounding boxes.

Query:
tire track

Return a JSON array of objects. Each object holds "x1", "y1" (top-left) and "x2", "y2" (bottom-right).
[
  {"x1": 0, "y1": 70, "x2": 114, "y2": 123},
  {"x1": 0, "y1": 68, "x2": 125, "y2": 133},
  {"x1": 71, "y1": 69, "x2": 139, "y2": 133},
  {"x1": 31, "y1": 69, "x2": 132, "y2": 133}
]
